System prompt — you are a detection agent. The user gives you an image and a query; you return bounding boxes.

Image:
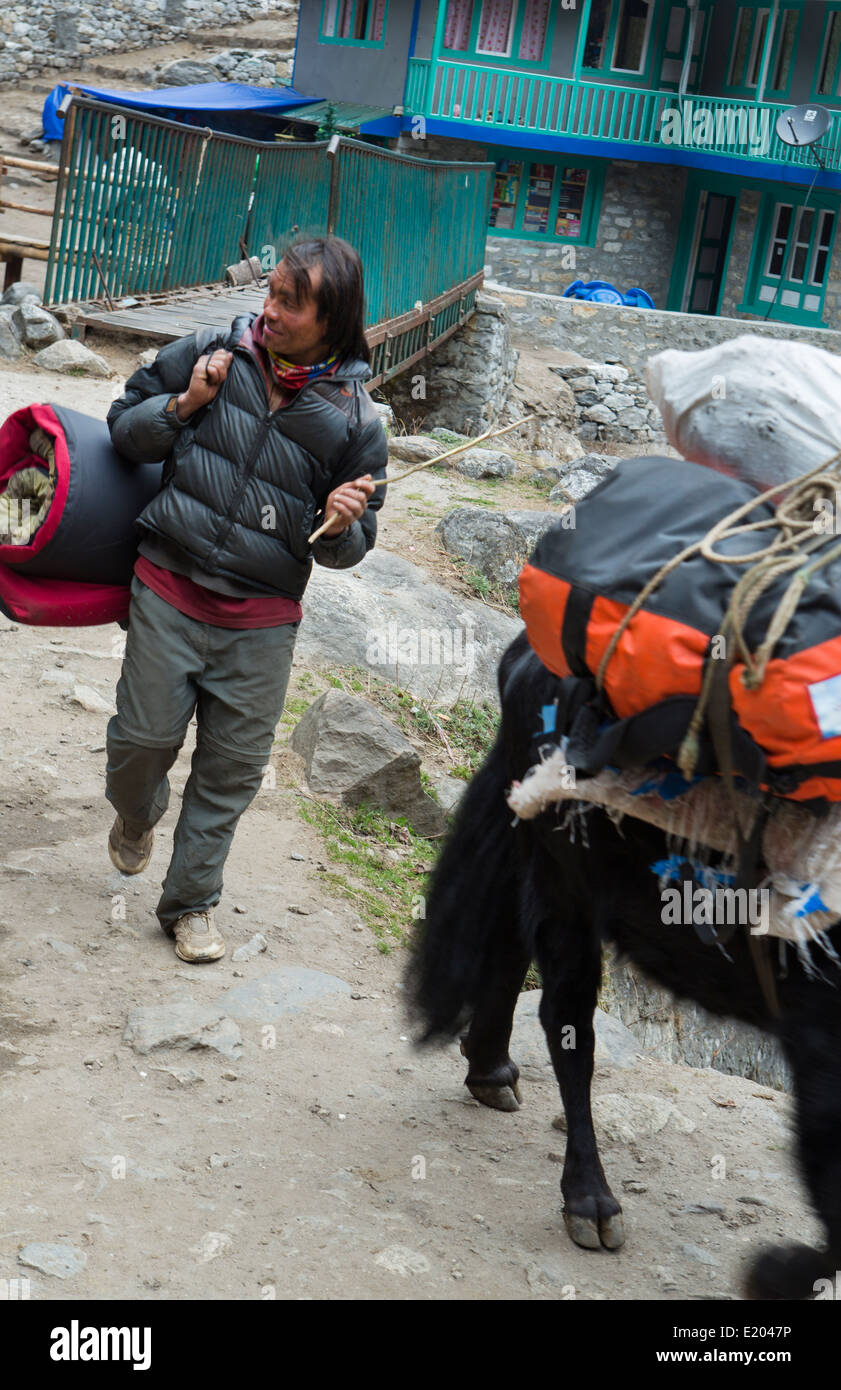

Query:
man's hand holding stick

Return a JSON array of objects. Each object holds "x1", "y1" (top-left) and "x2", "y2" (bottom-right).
[{"x1": 308, "y1": 414, "x2": 536, "y2": 545}]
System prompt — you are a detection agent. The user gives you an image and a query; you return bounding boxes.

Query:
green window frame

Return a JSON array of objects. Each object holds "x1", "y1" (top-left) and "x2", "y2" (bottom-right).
[
  {"x1": 440, "y1": 0, "x2": 556, "y2": 72},
  {"x1": 581, "y1": 0, "x2": 657, "y2": 83},
  {"x1": 319, "y1": 0, "x2": 388, "y2": 47},
  {"x1": 486, "y1": 148, "x2": 605, "y2": 245},
  {"x1": 722, "y1": 3, "x2": 801, "y2": 98},
  {"x1": 813, "y1": 4, "x2": 841, "y2": 101},
  {"x1": 724, "y1": 5, "x2": 770, "y2": 94},
  {"x1": 653, "y1": 2, "x2": 714, "y2": 93},
  {"x1": 740, "y1": 189, "x2": 839, "y2": 326},
  {"x1": 765, "y1": 5, "x2": 802, "y2": 99}
]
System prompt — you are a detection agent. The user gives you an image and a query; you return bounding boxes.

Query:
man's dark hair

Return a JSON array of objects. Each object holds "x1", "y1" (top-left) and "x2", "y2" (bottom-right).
[{"x1": 281, "y1": 236, "x2": 370, "y2": 364}]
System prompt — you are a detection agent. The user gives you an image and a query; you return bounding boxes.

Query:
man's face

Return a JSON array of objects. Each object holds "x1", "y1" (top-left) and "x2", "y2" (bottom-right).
[{"x1": 262, "y1": 261, "x2": 331, "y2": 365}]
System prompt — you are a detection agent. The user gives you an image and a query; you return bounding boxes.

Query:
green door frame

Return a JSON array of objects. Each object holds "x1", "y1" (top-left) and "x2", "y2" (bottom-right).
[
  {"x1": 741, "y1": 190, "x2": 840, "y2": 324},
  {"x1": 668, "y1": 169, "x2": 841, "y2": 324},
  {"x1": 667, "y1": 169, "x2": 740, "y2": 313},
  {"x1": 685, "y1": 193, "x2": 736, "y2": 313}
]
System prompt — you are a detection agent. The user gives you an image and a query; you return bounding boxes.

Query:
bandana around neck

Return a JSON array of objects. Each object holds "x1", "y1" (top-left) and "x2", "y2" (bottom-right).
[{"x1": 252, "y1": 315, "x2": 339, "y2": 390}]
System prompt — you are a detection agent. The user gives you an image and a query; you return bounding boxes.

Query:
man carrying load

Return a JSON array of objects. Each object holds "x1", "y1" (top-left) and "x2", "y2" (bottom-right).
[{"x1": 105, "y1": 236, "x2": 387, "y2": 962}]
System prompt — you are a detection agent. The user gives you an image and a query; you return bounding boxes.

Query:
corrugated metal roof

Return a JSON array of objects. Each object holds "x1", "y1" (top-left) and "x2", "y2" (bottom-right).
[{"x1": 281, "y1": 100, "x2": 394, "y2": 132}]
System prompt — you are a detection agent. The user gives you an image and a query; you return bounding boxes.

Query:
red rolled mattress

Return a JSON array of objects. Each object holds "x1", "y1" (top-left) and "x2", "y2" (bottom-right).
[{"x1": 0, "y1": 403, "x2": 163, "y2": 626}]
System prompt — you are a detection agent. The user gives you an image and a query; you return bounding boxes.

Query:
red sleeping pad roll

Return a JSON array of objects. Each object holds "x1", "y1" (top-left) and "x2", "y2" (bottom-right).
[{"x1": 0, "y1": 402, "x2": 163, "y2": 626}]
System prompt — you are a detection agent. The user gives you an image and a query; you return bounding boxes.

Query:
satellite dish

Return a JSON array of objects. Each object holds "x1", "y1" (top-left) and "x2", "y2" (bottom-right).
[{"x1": 776, "y1": 103, "x2": 831, "y2": 147}]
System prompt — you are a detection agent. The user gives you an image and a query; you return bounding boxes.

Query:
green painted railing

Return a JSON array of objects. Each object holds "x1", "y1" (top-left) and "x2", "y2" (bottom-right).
[
  {"x1": 329, "y1": 140, "x2": 492, "y2": 325},
  {"x1": 405, "y1": 57, "x2": 841, "y2": 171},
  {"x1": 45, "y1": 97, "x2": 494, "y2": 339}
]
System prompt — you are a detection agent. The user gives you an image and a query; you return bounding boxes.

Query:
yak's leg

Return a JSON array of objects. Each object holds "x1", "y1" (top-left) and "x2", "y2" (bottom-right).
[
  {"x1": 460, "y1": 898, "x2": 531, "y2": 1113},
  {"x1": 747, "y1": 1004, "x2": 841, "y2": 1299},
  {"x1": 530, "y1": 842, "x2": 625, "y2": 1252}
]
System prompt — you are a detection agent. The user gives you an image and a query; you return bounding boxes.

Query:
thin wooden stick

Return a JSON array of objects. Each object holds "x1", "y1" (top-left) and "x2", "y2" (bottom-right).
[{"x1": 307, "y1": 414, "x2": 536, "y2": 544}]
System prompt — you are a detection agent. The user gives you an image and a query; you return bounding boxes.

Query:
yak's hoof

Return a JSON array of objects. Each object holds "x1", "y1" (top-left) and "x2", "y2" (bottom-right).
[
  {"x1": 466, "y1": 1079, "x2": 522, "y2": 1111},
  {"x1": 460, "y1": 1036, "x2": 522, "y2": 1111},
  {"x1": 563, "y1": 1199, "x2": 625, "y2": 1251},
  {"x1": 599, "y1": 1211, "x2": 626, "y2": 1250},
  {"x1": 564, "y1": 1210, "x2": 602, "y2": 1249}
]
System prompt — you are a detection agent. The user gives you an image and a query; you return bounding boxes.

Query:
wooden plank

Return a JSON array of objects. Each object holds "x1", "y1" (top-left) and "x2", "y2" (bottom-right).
[
  {"x1": 1, "y1": 155, "x2": 59, "y2": 176},
  {"x1": 0, "y1": 240, "x2": 50, "y2": 261},
  {"x1": 0, "y1": 199, "x2": 53, "y2": 217}
]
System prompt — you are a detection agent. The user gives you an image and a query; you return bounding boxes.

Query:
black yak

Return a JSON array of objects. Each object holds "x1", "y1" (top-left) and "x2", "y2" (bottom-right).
[{"x1": 407, "y1": 630, "x2": 841, "y2": 1300}]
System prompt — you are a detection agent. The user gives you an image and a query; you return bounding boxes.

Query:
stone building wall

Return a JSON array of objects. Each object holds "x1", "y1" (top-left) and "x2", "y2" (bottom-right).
[
  {"x1": 0, "y1": 1, "x2": 294, "y2": 82},
  {"x1": 486, "y1": 161, "x2": 687, "y2": 310},
  {"x1": 398, "y1": 134, "x2": 686, "y2": 310}
]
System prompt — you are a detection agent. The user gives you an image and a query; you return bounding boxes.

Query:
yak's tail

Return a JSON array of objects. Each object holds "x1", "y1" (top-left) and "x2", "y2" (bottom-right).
[{"x1": 405, "y1": 724, "x2": 522, "y2": 1043}]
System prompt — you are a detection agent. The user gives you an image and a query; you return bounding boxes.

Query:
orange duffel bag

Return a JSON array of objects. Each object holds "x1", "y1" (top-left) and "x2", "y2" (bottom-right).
[{"x1": 519, "y1": 454, "x2": 841, "y2": 808}]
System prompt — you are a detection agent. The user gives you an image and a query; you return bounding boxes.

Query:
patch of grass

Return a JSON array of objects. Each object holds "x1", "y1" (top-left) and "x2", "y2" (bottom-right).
[
  {"x1": 453, "y1": 494, "x2": 498, "y2": 508},
  {"x1": 453, "y1": 560, "x2": 520, "y2": 617},
  {"x1": 279, "y1": 694, "x2": 310, "y2": 726},
  {"x1": 296, "y1": 796, "x2": 435, "y2": 950},
  {"x1": 430, "y1": 428, "x2": 468, "y2": 446}
]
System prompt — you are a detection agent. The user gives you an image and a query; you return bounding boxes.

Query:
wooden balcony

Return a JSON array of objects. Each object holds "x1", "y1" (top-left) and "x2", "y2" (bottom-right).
[{"x1": 405, "y1": 57, "x2": 841, "y2": 172}]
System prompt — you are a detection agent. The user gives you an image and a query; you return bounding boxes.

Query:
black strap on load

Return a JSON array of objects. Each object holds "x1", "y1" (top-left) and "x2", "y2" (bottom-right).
[{"x1": 707, "y1": 656, "x2": 780, "y2": 1016}]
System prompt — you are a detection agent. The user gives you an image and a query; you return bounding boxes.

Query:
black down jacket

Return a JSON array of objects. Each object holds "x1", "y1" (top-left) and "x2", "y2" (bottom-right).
[{"x1": 106, "y1": 314, "x2": 388, "y2": 600}]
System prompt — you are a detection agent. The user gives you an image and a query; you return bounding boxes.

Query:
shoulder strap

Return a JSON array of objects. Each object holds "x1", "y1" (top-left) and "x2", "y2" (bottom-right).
[{"x1": 194, "y1": 313, "x2": 253, "y2": 359}]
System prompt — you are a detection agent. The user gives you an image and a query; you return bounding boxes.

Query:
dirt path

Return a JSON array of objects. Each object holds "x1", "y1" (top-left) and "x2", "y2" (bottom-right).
[
  {"x1": 0, "y1": 603, "x2": 818, "y2": 1301},
  {"x1": 0, "y1": 31, "x2": 822, "y2": 1302},
  {"x1": 0, "y1": 347, "x2": 819, "y2": 1301}
]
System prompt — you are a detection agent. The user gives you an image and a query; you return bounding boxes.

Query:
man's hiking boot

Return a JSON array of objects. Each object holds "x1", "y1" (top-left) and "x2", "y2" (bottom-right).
[
  {"x1": 172, "y1": 910, "x2": 226, "y2": 963},
  {"x1": 108, "y1": 816, "x2": 154, "y2": 875}
]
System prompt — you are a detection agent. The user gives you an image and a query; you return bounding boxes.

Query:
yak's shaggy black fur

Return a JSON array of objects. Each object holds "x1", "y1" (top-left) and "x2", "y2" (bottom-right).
[{"x1": 407, "y1": 631, "x2": 841, "y2": 1299}]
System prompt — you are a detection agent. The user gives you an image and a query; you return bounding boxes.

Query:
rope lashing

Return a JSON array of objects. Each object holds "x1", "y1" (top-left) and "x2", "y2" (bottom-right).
[{"x1": 589, "y1": 447, "x2": 841, "y2": 781}]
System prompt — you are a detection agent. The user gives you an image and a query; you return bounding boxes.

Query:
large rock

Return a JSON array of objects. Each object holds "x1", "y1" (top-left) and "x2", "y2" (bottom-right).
[
  {"x1": 499, "y1": 352, "x2": 583, "y2": 463},
  {"x1": 601, "y1": 950, "x2": 790, "y2": 1090},
  {"x1": 387, "y1": 435, "x2": 442, "y2": 465},
  {"x1": 123, "y1": 1001, "x2": 242, "y2": 1060},
  {"x1": 435, "y1": 507, "x2": 526, "y2": 585},
  {"x1": 455, "y1": 447, "x2": 516, "y2": 479},
  {"x1": 504, "y1": 509, "x2": 562, "y2": 551},
  {"x1": 0, "y1": 309, "x2": 23, "y2": 360},
  {"x1": 32, "y1": 338, "x2": 111, "y2": 377},
  {"x1": 549, "y1": 453, "x2": 618, "y2": 504},
  {"x1": 216, "y1": 967, "x2": 352, "y2": 1021},
  {"x1": 299, "y1": 549, "x2": 520, "y2": 705},
  {"x1": 12, "y1": 300, "x2": 64, "y2": 348},
  {"x1": 512, "y1": 989, "x2": 642, "y2": 1082},
  {"x1": 1, "y1": 281, "x2": 42, "y2": 306},
  {"x1": 290, "y1": 688, "x2": 445, "y2": 836},
  {"x1": 155, "y1": 59, "x2": 221, "y2": 85}
]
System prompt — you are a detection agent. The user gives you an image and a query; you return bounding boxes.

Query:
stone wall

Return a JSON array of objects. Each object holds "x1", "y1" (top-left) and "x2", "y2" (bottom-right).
[
  {"x1": 0, "y1": 1, "x2": 294, "y2": 82},
  {"x1": 381, "y1": 292, "x2": 518, "y2": 436},
  {"x1": 493, "y1": 284, "x2": 841, "y2": 380},
  {"x1": 486, "y1": 161, "x2": 686, "y2": 310}
]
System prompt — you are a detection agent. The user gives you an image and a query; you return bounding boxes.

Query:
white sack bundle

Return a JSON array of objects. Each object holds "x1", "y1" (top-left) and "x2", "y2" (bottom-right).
[{"x1": 647, "y1": 333, "x2": 841, "y2": 491}]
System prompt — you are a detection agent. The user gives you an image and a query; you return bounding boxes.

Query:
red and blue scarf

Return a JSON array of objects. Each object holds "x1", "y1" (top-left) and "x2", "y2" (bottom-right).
[{"x1": 252, "y1": 314, "x2": 339, "y2": 390}]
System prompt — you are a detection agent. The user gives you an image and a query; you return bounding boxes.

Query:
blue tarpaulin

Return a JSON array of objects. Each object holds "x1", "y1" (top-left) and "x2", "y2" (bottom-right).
[{"x1": 42, "y1": 81, "x2": 320, "y2": 140}]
